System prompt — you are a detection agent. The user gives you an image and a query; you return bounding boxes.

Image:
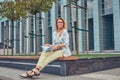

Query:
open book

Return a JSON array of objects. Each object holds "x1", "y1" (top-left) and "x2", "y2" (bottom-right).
[{"x1": 41, "y1": 46, "x2": 52, "y2": 52}]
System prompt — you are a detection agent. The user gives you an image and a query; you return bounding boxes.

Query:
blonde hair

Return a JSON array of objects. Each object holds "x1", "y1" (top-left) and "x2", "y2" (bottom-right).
[{"x1": 55, "y1": 18, "x2": 67, "y2": 31}]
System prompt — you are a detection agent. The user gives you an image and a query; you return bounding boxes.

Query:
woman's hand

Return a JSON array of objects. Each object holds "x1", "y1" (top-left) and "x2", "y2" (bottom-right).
[
  {"x1": 44, "y1": 44, "x2": 49, "y2": 46},
  {"x1": 44, "y1": 44, "x2": 53, "y2": 49},
  {"x1": 52, "y1": 46, "x2": 59, "y2": 50},
  {"x1": 52, "y1": 44, "x2": 65, "y2": 50},
  {"x1": 44, "y1": 44, "x2": 52, "y2": 47}
]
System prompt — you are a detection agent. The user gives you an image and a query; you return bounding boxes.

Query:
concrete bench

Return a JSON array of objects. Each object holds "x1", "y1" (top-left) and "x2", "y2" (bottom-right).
[
  {"x1": 57, "y1": 56, "x2": 78, "y2": 60},
  {"x1": 0, "y1": 56, "x2": 120, "y2": 76},
  {"x1": 0, "y1": 55, "x2": 78, "y2": 60},
  {"x1": 0, "y1": 55, "x2": 78, "y2": 76}
]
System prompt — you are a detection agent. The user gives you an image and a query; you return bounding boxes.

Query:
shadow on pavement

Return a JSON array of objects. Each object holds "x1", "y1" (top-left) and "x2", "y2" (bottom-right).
[{"x1": 0, "y1": 76, "x2": 13, "y2": 80}]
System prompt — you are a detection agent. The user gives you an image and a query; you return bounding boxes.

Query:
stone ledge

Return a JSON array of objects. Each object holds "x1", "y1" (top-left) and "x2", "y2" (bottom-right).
[
  {"x1": 0, "y1": 56, "x2": 39, "y2": 60},
  {"x1": 0, "y1": 56, "x2": 78, "y2": 61},
  {"x1": 57, "y1": 56, "x2": 78, "y2": 60},
  {"x1": 0, "y1": 56, "x2": 120, "y2": 76}
]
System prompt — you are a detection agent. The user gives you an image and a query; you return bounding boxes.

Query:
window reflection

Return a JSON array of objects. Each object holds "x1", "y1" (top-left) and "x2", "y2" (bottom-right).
[
  {"x1": 101, "y1": 0, "x2": 113, "y2": 15},
  {"x1": 87, "y1": 0, "x2": 94, "y2": 18}
]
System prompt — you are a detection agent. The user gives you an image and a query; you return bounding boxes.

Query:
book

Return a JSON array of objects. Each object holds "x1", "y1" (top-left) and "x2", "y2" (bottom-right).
[{"x1": 41, "y1": 46, "x2": 52, "y2": 52}]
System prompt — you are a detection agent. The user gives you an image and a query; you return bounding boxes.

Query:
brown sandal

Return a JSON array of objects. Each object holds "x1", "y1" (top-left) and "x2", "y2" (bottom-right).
[
  {"x1": 32, "y1": 67, "x2": 40, "y2": 76},
  {"x1": 28, "y1": 67, "x2": 40, "y2": 77},
  {"x1": 19, "y1": 67, "x2": 40, "y2": 78},
  {"x1": 19, "y1": 71, "x2": 33, "y2": 78}
]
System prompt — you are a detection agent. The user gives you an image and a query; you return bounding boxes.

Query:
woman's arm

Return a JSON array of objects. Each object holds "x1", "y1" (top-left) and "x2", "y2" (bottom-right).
[
  {"x1": 53, "y1": 30, "x2": 69, "y2": 50},
  {"x1": 62, "y1": 30, "x2": 69, "y2": 47},
  {"x1": 52, "y1": 44, "x2": 65, "y2": 50},
  {"x1": 44, "y1": 44, "x2": 53, "y2": 47}
]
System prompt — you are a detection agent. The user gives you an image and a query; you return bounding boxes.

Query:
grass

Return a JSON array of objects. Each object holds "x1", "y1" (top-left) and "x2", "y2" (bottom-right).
[
  {"x1": 73, "y1": 53, "x2": 120, "y2": 59},
  {"x1": 0, "y1": 54, "x2": 37, "y2": 56},
  {"x1": 1, "y1": 53, "x2": 120, "y2": 59}
]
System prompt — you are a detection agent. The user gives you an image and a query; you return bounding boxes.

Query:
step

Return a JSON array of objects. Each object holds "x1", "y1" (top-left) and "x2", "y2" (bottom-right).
[
  {"x1": 0, "y1": 56, "x2": 78, "y2": 76},
  {"x1": 0, "y1": 55, "x2": 78, "y2": 60},
  {"x1": 0, "y1": 56, "x2": 120, "y2": 76}
]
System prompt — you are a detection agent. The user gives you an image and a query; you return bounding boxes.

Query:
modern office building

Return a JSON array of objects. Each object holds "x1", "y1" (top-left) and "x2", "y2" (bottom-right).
[{"x1": 0, "y1": 0, "x2": 120, "y2": 54}]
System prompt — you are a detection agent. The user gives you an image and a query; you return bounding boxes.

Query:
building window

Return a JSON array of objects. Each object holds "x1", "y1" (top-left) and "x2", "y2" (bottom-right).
[
  {"x1": 31, "y1": 16, "x2": 34, "y2": 27},
  {"x1": 87, "y1": 0, "x2": 94, "y2": 18},
  {"x1": 48, "y1": 11, "x2": 51, "y2": 26},
  {"x1": 1, "y1": 22, "x2": 4, "y2": 43},
  {"x1": 101, "y1": 0, "x2": 113, "y2": 15},
  {"x1": 39, "y1": 13, "x2": 42, "y2": 28},
  {"x1": 58, "y1": 0, "x2": 61, "y2": 17}
]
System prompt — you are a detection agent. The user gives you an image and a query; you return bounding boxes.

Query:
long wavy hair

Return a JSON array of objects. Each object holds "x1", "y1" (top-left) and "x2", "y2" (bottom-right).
[
  {"x1": 55, "y1": 18, "x2": 67, "y2": 36},
  {"x1": 55, "y1": 18, "x2": 67, "y2": 31}
]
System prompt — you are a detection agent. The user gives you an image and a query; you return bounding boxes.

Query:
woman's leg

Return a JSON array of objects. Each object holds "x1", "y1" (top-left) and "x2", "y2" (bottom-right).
[
  {"x1": 36, "y1": 51, "x2": 53, "y2": 68},
  {"x1": 39, "y1": 50, "x2": 63, "y2": 71},
  {"x1": 19, "y1": 51, "x2": 52, "y2": 78}
]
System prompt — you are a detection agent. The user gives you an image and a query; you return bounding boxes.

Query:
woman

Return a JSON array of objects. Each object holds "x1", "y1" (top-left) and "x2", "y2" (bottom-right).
[{"x1": 19, "y1": 18, "x2": 71, "y2": 78}]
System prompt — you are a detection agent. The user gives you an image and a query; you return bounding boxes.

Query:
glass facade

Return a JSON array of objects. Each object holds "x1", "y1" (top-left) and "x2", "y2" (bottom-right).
[
  {"x1": 39, "y1": 14, "x2": 42, "y2": 28},
  {"x1": 58, "y1": 0, "x2": 61, "y2": 17},
  {"x1": 15, "y1": 21, "x2": 20, "y2": 53},
  {"x1": 38, "y1": 14, "x2": 42, "y2": 51},
  {"x1": 1, "y1": 22, "x2": 4, "y2": 43},
  {"x1": 0, "y1": 0, "x2": 120, "y2": 54},
  {"x1": 48, "y1": 11, "x2": 51, "y2": 26},
  {"x1": 5, "y1": 20, "x2": 9, "y2": 49},
  {"x1": 102, "y1": 14, "x2": 114, "y2": 50},
  {"x1": 100, "y1": 0, "x2": 114, "y2": 50},
  {"x1": 87, "y1": 0, "x2": 94, "y2": 18},
  {"x1": 46, "y1": 11, "x2": 52, "y2": 44},
  {"x1": 30, "y1": 16, "x2": 34, "y2": 52},
  {"x1": 101, "y1": 0, "x2": 113, "y2": 15},
  {"x1": 85, "y1": 0, "x2": 94, "y2": 50}
]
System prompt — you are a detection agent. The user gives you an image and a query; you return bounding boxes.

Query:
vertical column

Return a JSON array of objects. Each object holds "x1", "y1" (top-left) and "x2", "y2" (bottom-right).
[
  {"x1": 62, "y1": 0, "x2": 75, "y2": 52},
  {"x1": 36, "y1": 13, "x2": 39, "y2": 53},
  {"x1": 113, "y1": 0, "x2": 120, "y2": 51},
  {"x1": 0, "y1": 20, "x2": 2, "y2": 42},
  {"x1": 8, "y1": 20, "x2": 11, "y2": 46},
  {"x1": 0, "y1": 19, "x2": 4, "y2": 42},
  {"x1": 32, "y1": 15, "x2": 36, "y2": 53},
  {"x1": 25, "y1": 17, "x2": 30, "y2": 54},
  {"x1": 61, "y1": 0, "x2": 67, "y2": 23},
  {"x1": 51, "y1": 2, "x2": 56, "y2": 44},
  {"x1": 41, "y1": 12, "x2": 45, "y2": 45},
  {"x1": 19, "y1": 20, "x2": 23, "y2": 54},
  {"x1": 14, "y1": 21, "x2": 17, "y2": 54},
  {"x1": 28, "y1": 17, "x2": 31, "y2": 54},
  {"x1": 93, "y1": 0, "x2": 102, "y2": 52},
  {"x1": 4, "y1": 21, "x2": 6, "y2": 54},
  {"x1": 78, "y1": 0, "x2": 85, "y2": 52}
]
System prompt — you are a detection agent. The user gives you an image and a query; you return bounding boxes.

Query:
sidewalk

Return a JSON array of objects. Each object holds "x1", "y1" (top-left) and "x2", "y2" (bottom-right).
[{"x1": 0, "y1": 67, "x2": 120, "y2": 80}]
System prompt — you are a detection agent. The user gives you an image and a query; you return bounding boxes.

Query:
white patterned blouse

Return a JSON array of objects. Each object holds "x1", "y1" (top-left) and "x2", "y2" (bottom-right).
[{"x1": 52, "y1": 29, "x2": 72, "y2": 57}]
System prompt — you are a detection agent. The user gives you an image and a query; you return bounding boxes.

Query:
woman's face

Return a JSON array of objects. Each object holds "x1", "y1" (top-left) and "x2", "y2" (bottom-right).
[{"x1": 57, "y1": 19, "x2": 64, "y2": 29}]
